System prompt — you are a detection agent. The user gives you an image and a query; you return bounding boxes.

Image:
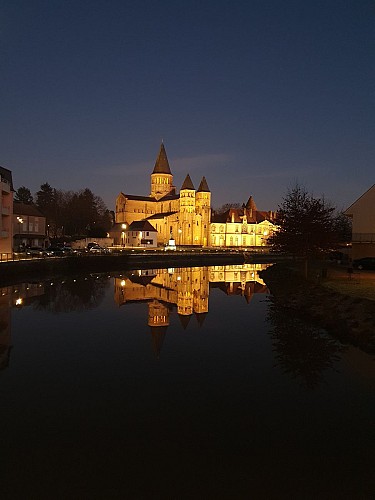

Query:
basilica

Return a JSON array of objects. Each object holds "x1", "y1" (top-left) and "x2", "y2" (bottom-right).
[
  {"x1": 115, "y1": 143, "x2": 211, "y2": 246},
  {"x1": 114, "y1": 143, "x2": 276, "y2": 248}
]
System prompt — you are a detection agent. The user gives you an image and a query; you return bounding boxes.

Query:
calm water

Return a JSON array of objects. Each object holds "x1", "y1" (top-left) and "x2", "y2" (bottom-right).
[{"x1": 0, "y1": 264, "x2": 374, "y2": 499}]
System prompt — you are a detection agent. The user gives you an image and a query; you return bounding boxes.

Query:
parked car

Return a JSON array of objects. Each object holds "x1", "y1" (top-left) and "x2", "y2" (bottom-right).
[
  {"x1": 26, "y1": 246, "x2": 47, "y2": 257},
  {"x1": 88, "y1": 244, "x2": 110, "y2": 254},
  {"x1": 352, "y1": 257, "x2": 375, "y2": 270},
  {"x1": 45, "y1": 246, "x2": 65, "y2": 256}
]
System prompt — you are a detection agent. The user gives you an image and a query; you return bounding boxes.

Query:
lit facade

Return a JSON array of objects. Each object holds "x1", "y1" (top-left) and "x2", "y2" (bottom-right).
[
  {"x1": 210, "y1": 197, "x2": 277, "y2": 248},
  {"x1": 115, "y1": 143, "x2": 211, "y2": 246}
]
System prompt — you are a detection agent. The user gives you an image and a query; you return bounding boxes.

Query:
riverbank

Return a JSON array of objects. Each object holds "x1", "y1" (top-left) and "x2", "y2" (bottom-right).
[
  {"x1": 260, "y1": 264, "x2": 375, "y2": 353},
  {"x1": 0, "y1": 249, "x2": 245, "y2": 286}
]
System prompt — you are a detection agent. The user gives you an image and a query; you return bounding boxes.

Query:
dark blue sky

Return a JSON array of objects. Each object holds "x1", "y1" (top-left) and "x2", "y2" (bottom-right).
[{"x1": 1, "y1": 0, "x2": 374, "y2": 211}]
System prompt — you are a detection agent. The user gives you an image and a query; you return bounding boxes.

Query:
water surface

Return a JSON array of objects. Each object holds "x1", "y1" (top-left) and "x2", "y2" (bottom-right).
[{"x1": 1, "y1": 265, "x2": 374, "y2": 499}]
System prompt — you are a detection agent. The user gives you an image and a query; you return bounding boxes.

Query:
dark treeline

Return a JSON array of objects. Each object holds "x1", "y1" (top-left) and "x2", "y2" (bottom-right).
[{"x1": 15, "y1": 183, "x2": 112, "y2": 239}]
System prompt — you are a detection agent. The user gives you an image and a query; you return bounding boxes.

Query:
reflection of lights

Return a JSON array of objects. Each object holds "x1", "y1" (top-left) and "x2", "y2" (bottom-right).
[
  {"x1": 120, "y1": 280, "x2": 126, "y2": 287},
  {"x1": 15, "y1": 298, "x2": 23, "y2": 306}
]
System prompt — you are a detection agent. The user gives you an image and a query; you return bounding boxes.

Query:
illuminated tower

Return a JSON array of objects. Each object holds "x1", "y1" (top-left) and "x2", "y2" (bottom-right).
[
  {"x1": 179, "y1": 174, "x2": 195, "y2": 245},
  {"x1": 150, "y1": 143, "x2": 174, "y2": 200},
  {"x1": 195, "y1": 176, "x2": 211, "y2": 247}
]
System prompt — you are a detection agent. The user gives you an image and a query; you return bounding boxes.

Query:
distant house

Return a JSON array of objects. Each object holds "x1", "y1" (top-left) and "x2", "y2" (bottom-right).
[
  {"x1": 126, "y1": 220, "x2": 157, "y2": 247},
  {"x1": 0, "y1": 167, "x2": 14, "y2": 255},
  {"x1": 210, "y1": 196, "x2": 277, "y2": 248},
  {"x1": 344, "y1": 184, "x2": 375, "y2": 259},
  {"x1": 110, "y1": 220, "x2": 157, "y2": 248},
  {"x1": 13, "y1": 202, "x2": 47, "y2": 250}
]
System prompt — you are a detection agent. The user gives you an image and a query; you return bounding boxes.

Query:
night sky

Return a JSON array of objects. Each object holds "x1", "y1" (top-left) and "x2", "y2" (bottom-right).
[{"x1": 1, "y1": 0, "x2": 374, "y2": 211}]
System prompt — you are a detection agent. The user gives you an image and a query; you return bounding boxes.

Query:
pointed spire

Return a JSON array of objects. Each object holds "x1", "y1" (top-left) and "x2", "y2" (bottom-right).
[
  {"x1": 152, "y1": 143, "x2": 171, "y2": 174},
  {"x1": 181, "y1": 174, "x2": 195, "y2": 190},
  {"x1": 197, "y1": 176, "x2": 210, "y2": 193},
  {"x1": 245, "y1": 196, "x2": 257, "y2": 211}
]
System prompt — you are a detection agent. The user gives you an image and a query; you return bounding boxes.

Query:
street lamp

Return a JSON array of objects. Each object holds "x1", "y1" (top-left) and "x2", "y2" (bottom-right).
[
  {"x1": 16, "y1": 217, "x2": 23, "y2": 250},
  {"x1": 121, "y1": 224, "x2": 127, "y2": 247}
]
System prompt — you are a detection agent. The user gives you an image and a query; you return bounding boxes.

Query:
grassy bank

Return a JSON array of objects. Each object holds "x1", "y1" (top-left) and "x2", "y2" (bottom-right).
[
  {"x1": 260, "y1": 263, "x2": 375, "y2": 354},
  {"x1": 322, "y1": 266, "x2": 375, "y2": 301}
]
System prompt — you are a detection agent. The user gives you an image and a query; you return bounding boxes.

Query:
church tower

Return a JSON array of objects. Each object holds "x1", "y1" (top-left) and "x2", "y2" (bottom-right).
[
  {"x1": 179, "y1": 174, "x2": 195, "y2": 245},
  {"x1": 196, "y1": 176, "x2": 211, "y2": 247},
  {"x1": 150, "y1": 143, "x2": 174, "y2": 200}
]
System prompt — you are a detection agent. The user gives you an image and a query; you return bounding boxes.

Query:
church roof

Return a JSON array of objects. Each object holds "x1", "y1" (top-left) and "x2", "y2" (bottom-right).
[
  {"x1": 125, "y1": 194, "x2": 157, "y2": 202},
  {"x1": 146, "y1": 211, "x2": 178, "y2": 220},
  {"x1": 211, "y1": 207, "x2": 275, "y2": 224},
  {"x1": 128, "y1": 220, "x2": 157, "y2": 232},
  {"x1": 152, "y1": 143, "x2": 172, "y2": 175},
  {"x1": 181, "y1": 174, "x2": 195, "y2": 190},
  {"x1": 158, "y1": 192, "x2": 179, "y2": 201},
  {"x1": 197, "y1": 176, "x2": 210, "y2": 192}
]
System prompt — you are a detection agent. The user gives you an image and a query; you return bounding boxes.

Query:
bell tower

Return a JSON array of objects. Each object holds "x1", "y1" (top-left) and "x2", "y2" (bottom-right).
[
  {"x1": 196, "y1": 176, "x2": 211, "y2": 247},
  {"x1": 150, "y1": 143, "x2": 174, "y2": 200}
]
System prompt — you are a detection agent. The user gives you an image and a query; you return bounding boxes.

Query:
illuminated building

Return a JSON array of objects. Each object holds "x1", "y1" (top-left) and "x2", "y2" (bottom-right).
[{"x1": 115, "y1": 143, "x2": 211, "y2": 247}]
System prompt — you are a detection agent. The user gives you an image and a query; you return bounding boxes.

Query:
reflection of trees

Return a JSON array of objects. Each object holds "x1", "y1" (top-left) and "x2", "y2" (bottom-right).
[
  {"x1": 267, "y1": 296, "x2": 342, "y2": 390},
  {"x1": 33, "y1": 276, "x2": 109, "y2": 313}
]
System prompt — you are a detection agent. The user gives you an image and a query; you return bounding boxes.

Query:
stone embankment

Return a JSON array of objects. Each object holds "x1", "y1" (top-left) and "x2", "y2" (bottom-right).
[{"x1": 260, "y1": 264, "x2": 375, "y2": 354}]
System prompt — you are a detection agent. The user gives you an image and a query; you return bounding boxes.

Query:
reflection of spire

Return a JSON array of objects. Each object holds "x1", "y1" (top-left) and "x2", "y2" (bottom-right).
[
  {"x1": 150, "y1": 326, "x2": 167, "y2": 359},
  {"x1": 178, "y1": 314, "x2": 191, "y2": 330},
  {"x1": 195, "y1": 312, "x2": 207, "y2": 327}
]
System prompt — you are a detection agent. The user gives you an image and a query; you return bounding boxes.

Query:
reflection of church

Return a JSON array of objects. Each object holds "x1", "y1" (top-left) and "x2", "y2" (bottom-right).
[
  {"x1": 114, "y1": 264, "x2": 268, "y2": 357},
  {"x1": 209, "y1": 264, "x2": 268, "y2": 301}
]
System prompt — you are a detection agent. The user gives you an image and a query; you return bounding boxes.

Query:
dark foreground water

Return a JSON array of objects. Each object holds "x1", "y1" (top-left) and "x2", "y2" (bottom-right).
[{"x1": 0, "y1": 265, "x2": 374, "y2": 499}]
